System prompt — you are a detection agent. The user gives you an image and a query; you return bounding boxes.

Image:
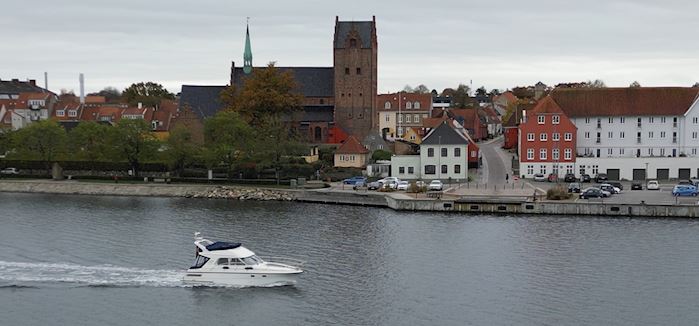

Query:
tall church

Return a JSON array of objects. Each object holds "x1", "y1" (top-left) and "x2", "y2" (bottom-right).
[{"x1": 179, "y1": 16, "x2": 379, "y2": 143}]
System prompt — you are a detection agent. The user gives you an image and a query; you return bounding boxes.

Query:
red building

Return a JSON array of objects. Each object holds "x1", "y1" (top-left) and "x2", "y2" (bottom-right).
[{"x1": 518, "y1": 96, "x2": 577, "y2": 178}]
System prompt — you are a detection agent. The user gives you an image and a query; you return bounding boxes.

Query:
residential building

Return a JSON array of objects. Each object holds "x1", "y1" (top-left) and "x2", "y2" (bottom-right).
[
  {"x1": 334, "y1": 136, "x2": 370, "y2": 168},
  {"x1": 377, "y1": 92, "x2": 432, "y2": 139}
]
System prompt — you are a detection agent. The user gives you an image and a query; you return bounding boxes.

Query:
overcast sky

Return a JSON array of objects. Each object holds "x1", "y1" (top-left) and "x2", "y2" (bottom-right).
[{"x1": 3, "y1": 0, "x2": 698, "y2": 95}]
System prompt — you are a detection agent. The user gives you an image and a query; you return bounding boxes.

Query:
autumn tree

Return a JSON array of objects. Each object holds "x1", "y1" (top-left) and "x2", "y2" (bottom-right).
[
  {"x1": 10, "y1": 120, "x2": 67, "y2": 172},
  {"x1": 220, "y1": 62, "x2": 303, "y2": 127},
  {"x1": 164, "y1": 125, "x2": 202, "y2": 177},
  {"x1": 203, "y1": 111, "x2": 254, "y2": 178},
  {"x1": 88, "y1": 87, "x2": 122, "y2": 103},
  {"x1": 122, "y1": 82, "x2": 175, "y2": 107},
  {"x1": 69, "y1": 121, "x2": 110, "y2": 161},
  {"x1": 107, "y1": 119, "x2": 159, "y2": 177}
]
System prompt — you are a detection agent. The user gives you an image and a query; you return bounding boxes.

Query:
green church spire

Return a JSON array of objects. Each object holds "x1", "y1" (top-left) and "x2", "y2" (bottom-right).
[{"x1": 243, "y1": 19, "x2": 253, "y2": 75}]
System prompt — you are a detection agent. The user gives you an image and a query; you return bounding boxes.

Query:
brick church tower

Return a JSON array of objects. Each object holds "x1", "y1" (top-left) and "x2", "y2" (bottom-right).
[{"x1": 333, "y1": 16, "x2": 378, "y2": 140}]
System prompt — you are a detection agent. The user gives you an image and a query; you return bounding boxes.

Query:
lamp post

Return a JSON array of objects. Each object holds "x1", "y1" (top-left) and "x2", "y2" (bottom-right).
[{"x1": 645, "y1": 162, "x2": 649, "y2": 185}]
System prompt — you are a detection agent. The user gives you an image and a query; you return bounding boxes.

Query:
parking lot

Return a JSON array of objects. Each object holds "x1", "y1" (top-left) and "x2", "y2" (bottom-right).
[{"x1": 531, "y1": 180, "x2": 699, "y2": 205}]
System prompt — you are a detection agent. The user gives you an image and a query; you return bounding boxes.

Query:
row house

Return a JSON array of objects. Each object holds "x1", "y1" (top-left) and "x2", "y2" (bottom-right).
[
  {"x1": 519, "y1": 87, "x2": 699, "y2": 180},
  {"x1": 518, "y1": 96, "x2": 578, "y2": 178},
  {"x1": 377, "y1": 92, "x2": 433, "y2": 139},
  {"x1": 0, "y1": 92, "x2": 57, "y2": 129},
  {"x1": 391, "y1": 121, "x2": 480, "y2": 181}
]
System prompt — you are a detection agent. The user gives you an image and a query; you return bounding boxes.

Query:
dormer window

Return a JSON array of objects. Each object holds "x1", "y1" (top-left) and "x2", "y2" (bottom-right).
[
  {"x1": 56, "y1": 110, "x2": 65, "y2": 117},
  {"x1": 384, "y1": 101, "x2": 391, "y2": 109},
  {"x1": 68, "y1": 110, "x2": 77, "y2": 117},
  {"x1": 406, "y1": 102, "x2": 412, "y2": 109},
  {"x1": 414, "y1": 101, "x2": 420, "y2": 109}
]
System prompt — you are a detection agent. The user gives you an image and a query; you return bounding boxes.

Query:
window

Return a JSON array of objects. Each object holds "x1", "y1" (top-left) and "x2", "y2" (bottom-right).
[
  {"x1": 637, "y1": 132, "x2": 642, "y2": 143},
  {"x1": 693, "y1": 132, "x2": 698, "y2": 139},
  {"x1": 441, "y1": 165, "x2": 448, "y2": 174},
  {"x1": 414, "y1": 114, "x2": 420, "y2": 123},
  {"x1": 425, "y1": 165, "x2": 436, "y2": 175},
  {"x1": 399, "y1": 167, "x2": 405, "y2": 174},
  {"x1": 580, "y1": 165, "x2": 586, "y2": 175},
  {"x1": 454, "y1": 165, "x2": 461, "y2": 174},
  {"x1": 620, "y1": 117, "x2": 625, "y2": 123},
  {"x1": 649, "y1": 117, "x2": 654, "y2": 123},
  {"x1": 608, "y1": 148, "x2": 613, "y2": 155},
  {"x1": 620, "y1": 131, "x2": 625, "y2": 139},
  {"x1": 538, "y1": 115, "x2": 545, "y2": 124},
  {"x1": 406, "y1": 102, "x2": 412, "y2": 109},
  {"x1": 56, "y1": 110, "x2": 65, "y2": 117},
  {"x1": 428, "y1": 148, "x2": 434, "y2": 157},
  {"x1": 217, "y1": 258, "x2": 228, "y2": 265},
  {"x1": 564, "y1": 133, "x2": 572, "y2": 141},
  {"x1": 648, "y1": 148, "x2": 653, "y2": 156},
  {"x1": 540, "y1": 165, "x2": 547, "y2": 175},
  {"x1": 527, "y1": 165, "x2": 534, "y2": 175},
  {"x1": 552, "y1": 149, "x2": 559, "y2": 160},
  {"x1": 564, "y1": 148, "x2": 572, "y2": 160},
  {"x1": 540, "y1": 148, "x2": 547, "y2": 160},
  {"x1": 397, "y1": 127, "x2": 403, "y2": 136},
  {"x1": 345, "y1": 67, "x2": 350, "y2": 75},
  {"x1": 540, "y1": 133, "x2": 547, "y2": 141},
  {"x1": 385, "y1": 114, "x2": 390, "y2": 122},
  {"x1": 356, "y1": 67, "x2": 361, "y2": 75},
  {"x1": 694, "y1": 117, "x2": 698, "y2": 124},
  {"x1": 661, "y1": 117, "x2": 666, "y2": 123},
  {"x1": 454, "y1": 148, "x2": 461, "y2": 157},
  {"x1": 619, "y1": 148, "x2": 625, "y2": 155},
  {"x1": 673, "y1": 117, "x2": 678, "y2": 127},
  {"x1": 592, "y1": 165, "x2": 599, "y2": 175},
  {"x1": 408, "y1": 167, "x2": 414, "y2": 174},
  {"x1": 441, "y1": 148, "x2": 447, "y2": 157},
  {"x1": 608, "y1": 131, "x2": 613, "y2": 139},
  {"x1": 660, "y1": 131, "x2": 666, "y2": 138},
  {"x1": 527, "y1": 149, "x2": 534, "y2": 160},
  {"x1": 637, "y1": 117, "x2": 642, "y2": 127},
  {"x1": 596, "y1": 118, "x2": 601, "y2": 128},
  {"x1": 384, "y1": 101, "x2": 391, "y2": 109},
  {"x1": 648, "y1": 131, "x2": 654, "y2": 138},
  {"x1": 552, "y1": 133, "x2": 560, "y2": 141},
  {"x1": 190, "y1": 256, "x2": 210, "y2": 269},
  {"x1": 414, "y1": 102, "x2": 420, "y2": 109},
  {"x1": 660, "y1": 148, "x2": 665, "y2": 156},
  {"x1": 398, "y1": 114, "x2": 403, "y2": 123},
  {"x1": 585, "y1": 118, "x2": 590, "y2": 124},
  {"x1": 552, "y1": 115, "x2": 560, "y2": 124},
  {"x1": 585, "y1": 132, "x2": 590, "y2": 139},
  {"x1": 527, "y1": 133, "x2": 535, "y2": 141},
  {"x1": 406, "y1": 115, "x2": 412, "y2": 123},
  {"x1": 608, "y1": 117, "x2": 614, "y2": 123},
  {"x1": 673, "y1": 132, "x2": 677, "y2": 143},
  {"x1": 596, "y1": 132, "x2": 601, "y2": 143}
]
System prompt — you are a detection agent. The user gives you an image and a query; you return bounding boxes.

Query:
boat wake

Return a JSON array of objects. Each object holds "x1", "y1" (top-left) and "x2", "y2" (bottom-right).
[{"x1": 0, "y1": 260, "x2": 186, "y2": 288}]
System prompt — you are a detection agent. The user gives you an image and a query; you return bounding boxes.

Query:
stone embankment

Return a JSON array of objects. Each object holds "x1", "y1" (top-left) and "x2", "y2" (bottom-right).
[{"x1": 189, "y1": 186, "x2": 294, "y2": 201}]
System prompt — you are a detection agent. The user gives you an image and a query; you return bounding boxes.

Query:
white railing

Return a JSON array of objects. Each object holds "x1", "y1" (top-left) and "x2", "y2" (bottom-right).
[{"x1": 259, "y1": 256, "x2": 306, "y2": 268}]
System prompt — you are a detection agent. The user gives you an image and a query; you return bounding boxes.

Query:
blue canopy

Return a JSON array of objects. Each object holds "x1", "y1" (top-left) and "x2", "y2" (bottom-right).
[{"x1": 206, "y1": 241, "x2": 242, "y2": 251}]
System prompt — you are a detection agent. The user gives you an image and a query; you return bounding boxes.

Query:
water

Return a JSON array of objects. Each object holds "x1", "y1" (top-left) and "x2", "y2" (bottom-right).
[{"x1": 1, "y1": 193, "x2": 699, "y2": 325}]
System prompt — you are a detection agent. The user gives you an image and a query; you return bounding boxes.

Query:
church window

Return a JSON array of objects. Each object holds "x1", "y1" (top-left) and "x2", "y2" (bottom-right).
[
  {"x1": 406, "y1": 102, "x2": 412, "y2": 109},
  {"x1": 384, "y1": 101, "x2": 391, "y2": 109},
  {"x1": 356, "y1": 68, "x2": 361, "y2": 75},
  {"x1": 414, "y1": 102, "x2": 420, "y2": 109},
  {"x1": 345, "y1": 67, "x2": 350, "y2": 75}
]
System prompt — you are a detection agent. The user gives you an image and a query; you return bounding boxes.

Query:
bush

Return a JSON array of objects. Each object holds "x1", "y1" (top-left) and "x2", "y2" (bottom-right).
[
  {"x1": 546, "y1": 186, "x2": 572, "y2": 200},
  {"x1": 406, "y1": 183, "x2": 427, "y2": 193}
]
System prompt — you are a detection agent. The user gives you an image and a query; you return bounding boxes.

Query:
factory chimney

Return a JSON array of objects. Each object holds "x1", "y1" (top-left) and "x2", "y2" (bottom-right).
[
  {"x1": 44, "y1": 72, "x2": 48, "y2": 91},
  {"x1": 79, "y1": 73, "x2": 85, "y2": 104}
]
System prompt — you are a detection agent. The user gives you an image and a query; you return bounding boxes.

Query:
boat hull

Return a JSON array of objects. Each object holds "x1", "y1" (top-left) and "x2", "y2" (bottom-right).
[{"x1": 183, "y1": 271, "x2": 302, "y2": 287}]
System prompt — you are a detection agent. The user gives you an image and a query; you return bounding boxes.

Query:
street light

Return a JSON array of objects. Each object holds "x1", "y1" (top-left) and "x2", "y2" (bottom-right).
[{"x1": 645, "y1": 162, "x2": 649, "y2": 185}]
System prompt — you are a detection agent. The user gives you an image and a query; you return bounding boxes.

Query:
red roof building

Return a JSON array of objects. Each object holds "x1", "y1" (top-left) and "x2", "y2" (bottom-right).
[{"x1": 334, "y1": 136, "x2": 370, "y2": 168}]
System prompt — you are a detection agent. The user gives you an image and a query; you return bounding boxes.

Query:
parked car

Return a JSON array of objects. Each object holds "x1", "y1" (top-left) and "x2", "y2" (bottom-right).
[
  {"x1": 352, "y1": 180, "x2": 367, "y2": 190},
  {"x1": 579, "y1": 187, "x2": 604, "y2": 199},
  {"x1": 564, "y1": 173, "x2": 576, "y2": 182},
  {"x1": 568, "y1": 182, "x2": 581, "y2": 193},
  {"x1": 594, "y1": 173, "x2": 608, "y2": 183},
  {"x1": 367, "y1": 180, "x2": 384, "y2": 190},
  {"x1": 342, "y1": 176, "x2": 367, "y2": 185},
  {"x1": 533, "y1": 174, "x2": 546, "y2": 182},
  {"x1": 647, "y1": 180, "x2": 660, "y2": 190},
  {"x1": 678, "y1": 179, "x2": 693, "y2": 186},
  {"x1": 385, "y1": 180, "x2": 398, "y2": 189},
  {"x1": 415, "y1": 180, "x2": 426, "y2": 188},
  {"x1": 672, "y1": 185, "x2": 698, "y2": 196},
  {"x1": 599, "y1": 183, "x2": 621, "y2": 194},
  {"x1": 396, "y1": 181, "x2": 409, "y2": 191},
  {"x1": 428, "y1": 180, "x2": 443, "y2": 191},
  {"x1": 580, "y1": 174, "x2": 591, "y2": 183},
  {"x1": 547, "y1": 173, "x2": 558, "y2": 182},
  {"x1": 0, "y1": 167, "x2": 19, "y2": 175},
  {"x1": 631, "y1": 182, "x2": 643, "y2": 190},
  {"x1": 608, "y1": 181, "x2": 624, "y2": 191}
]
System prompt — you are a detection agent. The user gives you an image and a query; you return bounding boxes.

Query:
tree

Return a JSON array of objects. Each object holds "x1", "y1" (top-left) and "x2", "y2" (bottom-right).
[
  {"x1": 693, "y1": 82, "x2": 699, "y2": 88},
  {"x1": 413, "y1": 84, "x2": 430, "y2": 94},
  {"x1": 451, "y1": 83, "x2": 473, "y2": 108},
  {"x1": 371, "y1": 149, "x2": 391, "y2": 162},
  {"x1": 10, "y1": 120, "x2": 67, "y2": 172},
  {"x1": 164, "y1": 125, "x2": 202, "y2": 177},
  {"x1": 475, "y1": 86, "x2": 488, "y2": 97},
  {"x1": 220, "y1": 62, "x2": 303, "y2": 126},
  {"x1": 107, "y1": 119, "x2": 159, "y2": 177},
  {"x1": 88, "y1": 87, "x2": 122, "y2": 103},
  {"x1": 251, "y1": 115, "x2": 307, "y2": 183},
  {"x1": 402, "y1": 85, "x2": 414, "y2": 93},
  {"x1": 122, "y1": 82, "x2": 175, "y2": 107},
  {"x1": 490, "y1": 89, "x2": 501, "y2": 96},
  {"x1": 0, "y1": 128, "x2": 13, "y2": 157},
  {"x1": 203, "y1": 111, "x2": 254, "y2": 178},
  {"x1": 629, "y1": 81, "x2": 641, "y2": 88},
  {"x1": 69, "y1": 121, "x2": 110, "y2": 161},
  {"x1": 583, "y1": 79, "x2": 607, "y2": 88}
]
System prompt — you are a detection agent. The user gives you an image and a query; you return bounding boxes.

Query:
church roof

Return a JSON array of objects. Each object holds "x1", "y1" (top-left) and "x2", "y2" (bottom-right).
[
  {"x1": 178, "y1": 85, "x2": 226, "y2": 119},
  {"x1": 231, "y1": 67, "x2": 334, "y2": 97},
  {"x1": 334, "y1": 20, "x2": 374, "y2": 49}
]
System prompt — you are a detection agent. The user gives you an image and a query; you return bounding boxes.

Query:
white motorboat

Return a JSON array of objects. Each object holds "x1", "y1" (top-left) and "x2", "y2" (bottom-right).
[{"x1": 183, "y1": 232, "x2": 304, "y2": 287}]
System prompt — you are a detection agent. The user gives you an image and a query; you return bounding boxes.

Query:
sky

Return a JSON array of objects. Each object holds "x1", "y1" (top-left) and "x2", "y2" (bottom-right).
[{"x1": 3, "y1": 0, "x2": 699, "y2": 95}]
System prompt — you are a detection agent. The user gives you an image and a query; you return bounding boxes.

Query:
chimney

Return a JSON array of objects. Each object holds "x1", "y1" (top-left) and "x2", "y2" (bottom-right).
[
  {"x1": 230, "y1": 61, "x2": 236, "y2": 86},
  {"x1": 44, "y1": 72, "x2": 48, "y2": 90},
  {"x1": 79, "y1": 73, "x2": 85, "y2": 104},
  {"x1": 29, "y1": 79, "x2": 36, "y2": 86}
]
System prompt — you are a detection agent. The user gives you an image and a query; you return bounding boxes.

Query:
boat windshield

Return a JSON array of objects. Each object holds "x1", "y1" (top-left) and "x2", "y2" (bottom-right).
[{"x1": 241, "y1": 255, "x2": 263, "y2": 265}]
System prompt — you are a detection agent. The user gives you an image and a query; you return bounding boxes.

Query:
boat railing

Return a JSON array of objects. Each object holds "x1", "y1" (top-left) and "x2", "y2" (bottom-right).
[{"x1": 259, "y1": 256, "x2": 306, "y2": 268}]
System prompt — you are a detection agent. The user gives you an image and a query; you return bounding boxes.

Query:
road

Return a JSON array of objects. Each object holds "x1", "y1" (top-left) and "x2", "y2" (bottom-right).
[{"x1": 477, "y1": 137, "x2": 511, "y2": 185}]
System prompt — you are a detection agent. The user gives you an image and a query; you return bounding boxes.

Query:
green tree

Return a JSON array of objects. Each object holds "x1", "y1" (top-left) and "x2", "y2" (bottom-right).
[
  {"x1": 69, "y1": 121, "x2": 110, "y2": 161},
  {"x1": 220, "y1": 62, "x2": 303, "y2": 126},
  {"x1": 165, "y1": 125, "x2": 202, "y2": 176},
  {"x1": 371, "y1": 149, "x2": 391, "y2": 162},
  {"x1": 88, "y1": 87, "x2": 122, "y2": 103},
  {"x1": 451, "y1": 83, "x2": 473, "y2": 108},
  {"x1": 10, "y1": 120, "x2": 67, "y2": 172},
  {"x1": 108, "y1": 119, "x2": 159, "y2": 177},
  {"x1": 0, "y1": 128, "x2": 13, "y2": 157},
  {"x1": 122, "y1": 82, "x2": 175, "y2": 107},
  {"x1": 203, "y1": 111, "x2": 254, "y2": 178},
  {"x1": 251, "y1": 115, "x2": 306, "y2": 183}
]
